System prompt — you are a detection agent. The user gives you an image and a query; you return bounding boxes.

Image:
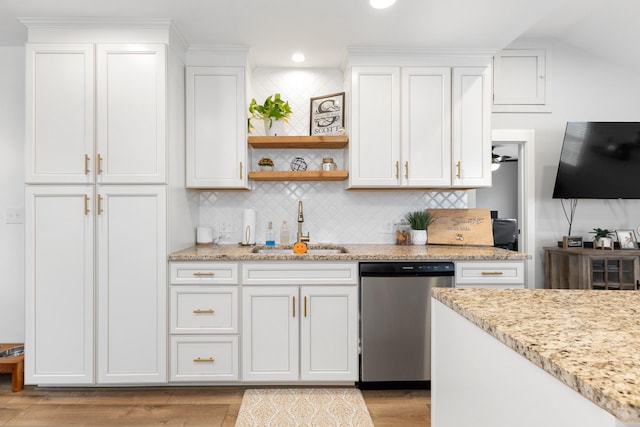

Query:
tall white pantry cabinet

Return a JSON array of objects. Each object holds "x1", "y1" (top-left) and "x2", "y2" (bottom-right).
[{"x1": 23, "y1": 21, "x2": 192, "y2": 385}]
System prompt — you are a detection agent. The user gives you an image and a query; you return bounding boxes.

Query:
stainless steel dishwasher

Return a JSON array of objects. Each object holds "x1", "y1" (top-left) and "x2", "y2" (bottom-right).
[{"x1": 359, "y1": 261, "x2": 454, "y2": 388}]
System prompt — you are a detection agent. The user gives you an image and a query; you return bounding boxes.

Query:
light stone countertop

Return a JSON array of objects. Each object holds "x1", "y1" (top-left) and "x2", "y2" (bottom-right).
[
  {"x1": 432, "y1": 288, "x2": 640, "y2": 423},
  {"x1": 168, "y1": 243, "x2": 530, "y2": 261}
]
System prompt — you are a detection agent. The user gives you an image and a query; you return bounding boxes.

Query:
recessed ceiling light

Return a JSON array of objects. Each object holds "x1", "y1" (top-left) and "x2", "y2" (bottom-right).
[
  {"x1": 292, "y1": 53, "x2": 305, "y2": 63},
  {"x1": 370, "y1": 0, "x2": 396, "y2": 9}
]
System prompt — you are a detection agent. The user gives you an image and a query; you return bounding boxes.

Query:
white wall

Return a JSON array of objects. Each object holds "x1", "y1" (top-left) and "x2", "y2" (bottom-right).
[
  {"x1": 493, "y1": 38, "x2": 640, "y2": 287},
  {"x1": 0, "y1": 46, "x2": 25, "y2": 341}
]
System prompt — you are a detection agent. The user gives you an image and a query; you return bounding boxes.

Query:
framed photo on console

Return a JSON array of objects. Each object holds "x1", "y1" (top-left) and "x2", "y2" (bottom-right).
[{"x1": 616, "y1": 229, "x2": 637, "y2": 249}]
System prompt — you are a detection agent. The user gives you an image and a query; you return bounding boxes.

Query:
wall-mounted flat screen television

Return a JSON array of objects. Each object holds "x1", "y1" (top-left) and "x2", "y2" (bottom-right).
[{"x1": 552, "y1": 122, "x2": 640, "y2": 199}]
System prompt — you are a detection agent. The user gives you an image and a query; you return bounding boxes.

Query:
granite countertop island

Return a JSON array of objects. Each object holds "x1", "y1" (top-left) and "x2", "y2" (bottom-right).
[
  {"x1": 432, "y1": 288, "x2": 640, "y2": 424},
  {"x1": 168, "y1": 243, "x2": 529, "y2": 261}
]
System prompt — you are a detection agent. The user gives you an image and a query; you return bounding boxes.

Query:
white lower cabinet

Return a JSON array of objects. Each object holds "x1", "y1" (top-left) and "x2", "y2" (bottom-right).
[
  {"x1": 454, "y1": 260, "x2": 525, "y2": 288},
  {"x1": 25, "y1": 185, "x2": 168, "y2": 385},
  {"x1": 169, "y1": 262, "x2": 239, "y2": 382},
  {"x1": 171, "y1": 336, "x2": 238, "y2": 382},
  {"x1": 241, "y1": 262, "x2": 359, "y2": 383}
]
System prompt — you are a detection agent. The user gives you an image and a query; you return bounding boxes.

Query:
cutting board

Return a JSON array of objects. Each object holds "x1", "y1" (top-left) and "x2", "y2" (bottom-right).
[{"x1": 428, "y1": 208, "x2": 494, "y2": 246}]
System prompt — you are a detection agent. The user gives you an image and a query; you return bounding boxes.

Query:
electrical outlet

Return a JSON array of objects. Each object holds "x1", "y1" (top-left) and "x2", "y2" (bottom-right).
[
  {"x1": 380, "y1": 221, "x2": 393, "y2": 234},
  {"x1": 6, "y1": 207, "x2": 24, "y2": 224},
  {"x1": 219, "y1": 222, "x2": 233, "y2": 234}
]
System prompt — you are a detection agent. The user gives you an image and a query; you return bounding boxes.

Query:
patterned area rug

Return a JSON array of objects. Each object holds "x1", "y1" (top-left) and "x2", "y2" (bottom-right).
[{"x1": 235, "y1": 388, "x2": 374, "y2": 427}]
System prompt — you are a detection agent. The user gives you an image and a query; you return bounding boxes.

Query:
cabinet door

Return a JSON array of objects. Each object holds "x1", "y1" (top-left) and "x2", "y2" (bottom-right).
[
  {"x1": 349, "y1": 66, "x2": 400, "y2": 188},
  {"x1": 493, "y1": 49, "x2": 547, "y2": 107},
  {"x1": 186, "y1": 67, "x2": 248, "y2": 189},
  {"x1": 242, "y1": 286, "x2": 299, "y2": 381},
  {"x1": 25, "y1": 186, "x2": 94, "y2": 384},
  {"x1": 96, "y1": 186, "x2": 167, "y2": 384},
  {"x1": 25, "y1": 44, "x2": 94, "y2": 184},
  {"x1": 96, "y1": 44, "x2": 166, "y2": 184},
  {"x1": 401, "y1": 67, "x2": 452, "y2": 187},
  {"x1": 452, "y1": 66, "x2": 492, "y2": 188},
  {"x1": 300, "y1": 286, "x2": 358, "y2": 381}
]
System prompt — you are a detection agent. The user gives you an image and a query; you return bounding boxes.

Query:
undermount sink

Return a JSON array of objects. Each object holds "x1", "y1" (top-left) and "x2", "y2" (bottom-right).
[{"x1": 252, "y1": 246, "x2": 348, "y2": 255}]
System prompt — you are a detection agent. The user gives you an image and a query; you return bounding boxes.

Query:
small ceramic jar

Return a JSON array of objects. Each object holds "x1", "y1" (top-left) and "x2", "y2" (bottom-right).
[{"x1": 322, "y1": 158, "x2": 337, "y2": 171}]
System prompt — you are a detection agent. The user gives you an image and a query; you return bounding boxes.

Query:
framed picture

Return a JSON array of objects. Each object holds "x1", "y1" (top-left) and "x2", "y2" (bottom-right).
[
  {"x1": 310, "y1": 92, "x2": 345, "y2": 136},
  {"x1": 616, "y1": 229, "x2": 638, "y2": 249}
]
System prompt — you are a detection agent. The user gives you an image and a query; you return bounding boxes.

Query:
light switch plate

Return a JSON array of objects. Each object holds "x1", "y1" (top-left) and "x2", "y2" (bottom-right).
[{"x1": 6, "y1": 207, "x2": 24, "y2": 224}]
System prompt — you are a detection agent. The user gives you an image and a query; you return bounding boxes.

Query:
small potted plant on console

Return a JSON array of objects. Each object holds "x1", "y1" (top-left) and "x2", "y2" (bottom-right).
[{"x1": 591, "y1": 228, "x2": 614, "y2": 249}]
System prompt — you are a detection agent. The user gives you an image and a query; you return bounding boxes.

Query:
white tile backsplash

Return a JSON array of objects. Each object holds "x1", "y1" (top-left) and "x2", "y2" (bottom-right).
[
  {"x1": 199, "y1": 184, "x2": 468, "y2": 244},
  {"x1": 199, "y1": 67, "x2": 468, "y2": 244}
]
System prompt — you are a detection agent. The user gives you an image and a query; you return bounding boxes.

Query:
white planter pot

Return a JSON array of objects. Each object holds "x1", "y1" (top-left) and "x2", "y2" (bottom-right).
[
  {"x1": 264, "y1": 118, "x2": 284, "y2": 136},
  {"x1": 411, "y1": 229, "x2": 427, "y2": 245},
  {"x1": 595, "y1": 237, "x2": 612, "y2": 249}
]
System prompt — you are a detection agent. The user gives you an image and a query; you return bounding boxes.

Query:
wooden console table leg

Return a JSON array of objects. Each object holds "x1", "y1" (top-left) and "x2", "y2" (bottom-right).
[{"x1": 12, "y1": 358, "x2": 24, "y2": 392}]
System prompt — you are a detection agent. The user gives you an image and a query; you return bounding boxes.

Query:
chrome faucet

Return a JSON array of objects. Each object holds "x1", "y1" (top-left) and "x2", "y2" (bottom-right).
[{"x1": 296, "y1": 200, "x2": 310, "y2": 243}]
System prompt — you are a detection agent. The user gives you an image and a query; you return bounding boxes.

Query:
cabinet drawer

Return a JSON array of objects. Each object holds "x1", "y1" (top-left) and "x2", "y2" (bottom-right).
[
  {"x1": 242, "y1": 262, "x2": 358, "y2": 285},
  {"x1": 170, "y1": 262, "x2": 238, "y2": 285},
  {"x1": 455, "y1": 261, "x2": 525, "y2": 287},
  {"x1": 170, "y1": 287, "x2": 238, "y2": 334},
  {"x1": 170, "y1": 336, "x2": 238, "y2": 382}
]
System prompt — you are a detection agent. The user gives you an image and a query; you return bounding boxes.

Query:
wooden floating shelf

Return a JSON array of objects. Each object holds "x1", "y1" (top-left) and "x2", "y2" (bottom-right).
[
  {"x1": 248, "y1": 135, "x2": 349, "y2": 149},
  {"x1": 248, "y1": 170, "x2": 349, "y2": 181}
]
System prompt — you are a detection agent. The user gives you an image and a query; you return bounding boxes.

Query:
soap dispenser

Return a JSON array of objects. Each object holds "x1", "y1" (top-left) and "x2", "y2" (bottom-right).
[
  {"x1": 265, "y1": 221, "x2": 275, "y2": 246},
  {"x1": 280, "y1": 221, "x2": 290, "y2": 245}
]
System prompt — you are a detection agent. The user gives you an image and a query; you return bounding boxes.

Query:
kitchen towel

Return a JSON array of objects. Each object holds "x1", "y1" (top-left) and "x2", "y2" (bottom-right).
[{"x1": 242, "y1": 208, "x2": 256, "y2": 245}]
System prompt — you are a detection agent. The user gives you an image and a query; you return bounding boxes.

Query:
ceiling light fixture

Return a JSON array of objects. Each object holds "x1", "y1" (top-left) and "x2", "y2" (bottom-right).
[
  {"x1": 370, "y1": 0, "x2": 397, "y2": 9},
  {"x1": 292, "y1": 53, "x2": 305, "y2": 63}
]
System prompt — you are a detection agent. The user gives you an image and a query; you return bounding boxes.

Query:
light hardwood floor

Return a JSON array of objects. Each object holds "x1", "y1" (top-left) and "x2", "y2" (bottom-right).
[{"x1": 0, "y1": 375, "x2": 430, "y2": 426}]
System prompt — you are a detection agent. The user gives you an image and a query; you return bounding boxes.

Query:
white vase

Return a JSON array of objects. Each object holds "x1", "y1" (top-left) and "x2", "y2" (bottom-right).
[
  {"x1": 411, "y1": 229, "x2": 427, "y2": 245},
  {"x1": 264, "y1": 118, "x2": 284, "y2": 136},
  {"x1": 595, "y1": 237, "x2": 612, "y2": 249}
]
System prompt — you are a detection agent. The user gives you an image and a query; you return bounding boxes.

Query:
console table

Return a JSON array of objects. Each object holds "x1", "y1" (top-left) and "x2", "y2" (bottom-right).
[
  {"x1": 0, "y1": 343, "x2": 24, "y2": 392},
  {"x1": 544, "y1": 247, "x2": 640, "y2": 290}
]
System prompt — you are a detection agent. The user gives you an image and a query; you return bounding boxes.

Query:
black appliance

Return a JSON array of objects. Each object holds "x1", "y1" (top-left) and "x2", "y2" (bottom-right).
[
  {"x1": 553, "y1": 122, "x2": 640, "y2": 199},
  {"x1": 493, "y1": 218, "x2": 518, "y2": 251}
]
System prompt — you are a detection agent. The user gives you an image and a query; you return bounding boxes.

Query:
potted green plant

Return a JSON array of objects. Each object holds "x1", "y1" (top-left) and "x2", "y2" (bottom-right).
[
  {"x1": 257, "y1": 156, "x2": 274, "y2": 171},
  {"x1": 404, "y1": 210, "x2": 435, "y2": 245},
  {"x1": 248, "y1": 93, "x2": 292, "y2": 136},
  {"x1": 590, "y1": 228, "x2": 614, "y2": 249}
]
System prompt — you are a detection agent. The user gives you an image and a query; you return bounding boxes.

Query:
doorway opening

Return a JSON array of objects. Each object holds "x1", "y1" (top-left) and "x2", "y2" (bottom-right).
[{"x1": 472, "y1": 130, "x2": 536, "y2": 288}]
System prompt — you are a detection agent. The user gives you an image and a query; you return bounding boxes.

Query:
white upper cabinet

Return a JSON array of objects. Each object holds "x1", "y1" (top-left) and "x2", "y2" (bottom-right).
[
  {"x1": 185, "y1": 66, "x2": 248, "y2": 189},
  {"x1": 25, "y1": 44, "x2": 95, "y2": 184},
  {"x1": 25, "y1": 43, "x2": 167, "y2": 184},
  {"x1": 452, "y1": 66, "x2": 492, "y2": 188},
  {"x1": 348, "y1": 62, "x2": 491, "y2": 189},
  {"x1": 96, "y1": 45, "x2": 167, "y2": 184},
  {"x1": 493, "y1": 48, "x2": 551, "y2": 113},
  {"x1": 401, "y1": 67, "x2": 452, "y2": 187},
  {"x1": 349, "y1": 66, "x2": 400, "y2": 188}
]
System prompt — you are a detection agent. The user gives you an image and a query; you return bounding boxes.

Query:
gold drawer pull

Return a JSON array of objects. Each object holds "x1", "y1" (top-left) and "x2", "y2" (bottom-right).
[
  {"x1": 84, "y1": 154, "x2": 90, "y2": 175},
  {"x1": 193, "y1": 309, "x2": 214, "y2": 314},
  {"x1": 193, "y1": 272, "x2": 214, "y2": 277},
  {"x1": 481, "y1": 271, "x2": 504, "y2": 276},
  {"x1": 193, "y1": 357, "x2": 214, "y2": 363}
]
